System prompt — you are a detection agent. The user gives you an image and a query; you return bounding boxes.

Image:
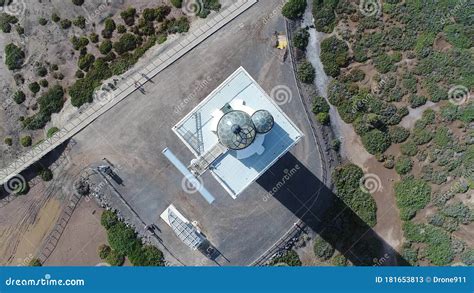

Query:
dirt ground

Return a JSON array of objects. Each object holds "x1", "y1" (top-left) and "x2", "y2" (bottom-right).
[
  {"x1": 0, "y1": 180, "x2": 61, "y2": 265},
  {"x1": 45, "y1": 197, "x2": 106, "y2": 266}
]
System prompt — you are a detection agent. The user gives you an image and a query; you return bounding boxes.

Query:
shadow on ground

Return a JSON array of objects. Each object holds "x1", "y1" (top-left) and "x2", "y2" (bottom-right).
[
  {"x1": 0, "y1": 140, "x2": 71, "y2": 199},
  {"x1": 257, "y1": 152, "x2": 409, "y2": 266}
]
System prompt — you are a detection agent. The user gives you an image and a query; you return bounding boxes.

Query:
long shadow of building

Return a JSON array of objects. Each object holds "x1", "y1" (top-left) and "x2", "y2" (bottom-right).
[{"x1": 257, "y1": 152, "x2": 409, "y2": 266}]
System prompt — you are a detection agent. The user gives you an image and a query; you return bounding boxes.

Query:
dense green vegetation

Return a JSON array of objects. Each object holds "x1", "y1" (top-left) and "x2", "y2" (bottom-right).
[
  {"x1": 297, "y1": 60, "x2": 315, "y2": 84},
  {"x1": 100, "y1": 211, "x2": 164, "y2": 266},
  {"x1": 282, "y1": 0, "x2": 307, "y2": 20},
  {"x1": 20, "y1": 135, "x2": 32, "y2": 147},
  {"x1": 313, "y1": 236, "x2": 334, "y2": 261},
  {"x1": 292, "y1": 28, "x2": 309, "y2": 51},
  {"x1": 0, "y1": 12, "x2": 18, "y2": 33},
  {"x1": 69, "y1": 5, "x2": 190, "y2": 108},
  {"x1": 333, "y1": 164, "x2": 377, "y2": 226},
  {"x1": 394, "y1": 177, "x2": 431, "y2": 220},
  {"x1": 320, "y1": 36, "x2": 349, "y2": 77},
  {"x1": 403, "y1": 222, "x2": 454, "y2": 265},
  {"x1": 23, "y1": 85, "x2": 64, "y2": 130},
  {"x1": 4, "y1": 43, "x2": 24, "y2": 70},
  {"x1": 320, "y1": 0, "x2": 473, "y2": 156},
  {"x1": 269, "y1": 250, "x2": 301, "y2": 266}
]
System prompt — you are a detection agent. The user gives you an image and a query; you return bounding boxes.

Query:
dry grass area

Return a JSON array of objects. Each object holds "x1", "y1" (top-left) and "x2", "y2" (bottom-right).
[{"x1": 0, "y1": 0, "x2": 190, "y2": 169}]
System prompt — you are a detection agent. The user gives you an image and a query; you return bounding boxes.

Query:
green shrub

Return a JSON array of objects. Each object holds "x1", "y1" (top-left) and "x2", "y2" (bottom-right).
[
  {"x1": 400, "y1": 140, "x2": 418, "y2": 156},
  {"x1": 320, "y1": 36, "x2": 349, "y2": 77},
  {"x1": 38, "y1": 17, "x2": 47, "y2": 25},
  {"x1": 99, "y1": 40, "x2": 113, "y2": 55},
  {"x1": 374, "y1": 53, "x2": 395, "y2": 74},
  {"x1": 28, "y1": 82, "x2": 40, "y2": 94},
  {"x1": 0, "y1": 12, "x2": 18, "y2": 33},
  {"x1": 128, "y1": 245, "x2": 164, "y2": 266},
  {"x1": 270, "y1": 250, "x2": 301, "y2": 266},
  {"x1": 113, "y1": 33, "x2": 139, "y2": 55},
  {"x1": 13, "y1": 90, "x2": 25, "y2": 104},
  {"x1": 70, "y1": 36, "x2": 89, "y2": 50},
  {"x1": 75, "y1": 70, "x2": 84, "y2": 78},
  {"x1": 433, "y1": 126, "x2": 452, "y2": 147},
  {"x1": 409, "y1": 95, "x2": 427, "y2": 108},
  {"x1": 297, "y1": 60, "x2": 315, "y2": 84},
  {"x1": 59, "y1": 19, "x2": 72, "y2": 29},
  {"x1": 292, "y1": 28, "x2": 309, "y2": 50},
  {"x1": 101, "y1": 210, "x2": 118, "y2": 229},
  {"x1": 20, "y1": 135, "x2": 32, "y2": 147},
  {"x1": 331, "y1": 253, "x2": 348, "y2": 266},
  {"x1": 39, "y1": 79, "x2": 48, "y2": 88},
  {"x1": 170, "y1": 0, "x2": 182, "y2": 8},
  {"x1": 282, "y1": 0, "x2": 306, "y2": 20},
  {"x1": 117, "y1": 24, "x2": 126, "y2": 34},
  {"x1": 73, "y1": 16, "x2": 86, "y2": 29},
  {"x1": 51, "y1": 13, "x2": 60, "y2": 23},
  {"x1": 23, "y1": 85, "x2": 65, "y2": 130},
  {"x1": 39, "y1": 168, "x2": 53, "y2": 181},
  {"x1": 412, "y1": 128, "x2": 432, "y2": 145},
  {"x1": 4, "y1": 43, "x2": 24, "y2": 70},
  {"x1": 161, "y1": 17, "x2": 190, "y2": 34},
  {"x1": 46, "y1": 127, "x2": 60, "y2": 138},
  {"x1": 333, "y1": 164, "x2": 377, "y2": 226},
  {"x1": 312, "y1": 96, "x2": 330, "y2": 114},
  {"x1": 107, "y1": 222, "x2": 142, "y2": 256},
  {"x1": 331, "y1": 139, "x2": 341, "y2": 151},
  {"x1": 102, "y1": 18, "x2": 116, "y2": 38},
  {"x1": 313, "y1": 4, "x2": 336, "y2": 33},
  {"x1": 316, "y1": 112, "x2": 330, "y2": 125},
  {"x1": 461, "y1": 249, "x2": 474, "y2": 266},
  {"x1": 98, "y1": 244, "x2": 111, "y2": 259},
  {"x1": 394, "y1": 177, "x2": 431, "y2": 220},
  {"x1": 78, "y1": 53, "x2": 95, "y2": 71},
  {"x1": 120, "y1": 7, "x2": 137, "y2": 26},
  {"x1": 389, "y1": 126, "x2": 410, "y2": 144},
  {"x1": 106, "y1": 250, "x2": 125, "y2": 266},
  {"x1": 4, "y1": 137, "x2": 12, "y2": 146},
  {"x1": 361, "y1": 129, "x2": 391, "y2": 155},
  {"x1": 395, "y1": 156, "x2": 413, "y2": 175},
  {"x1": 444, "y1": 24, "x2": 473, "y2": 49},
  {"x1": 313, "y1": 236, "x2": 334, "y2": 260}
]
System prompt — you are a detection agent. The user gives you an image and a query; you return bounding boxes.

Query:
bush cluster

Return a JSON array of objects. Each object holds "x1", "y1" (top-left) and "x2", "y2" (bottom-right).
[
  {"x1": 100, "y1": 211, "x2": 165, "y2": 266},
  {"x1": 394, "y1": 177, "x2": 431, "y2": 220}
]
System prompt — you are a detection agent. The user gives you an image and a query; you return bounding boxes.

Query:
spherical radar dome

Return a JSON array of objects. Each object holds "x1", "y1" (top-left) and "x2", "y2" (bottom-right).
[
  {"x1": 251, "y1": 110, "x2": 274, "y2": 134},
  {"x1": 217, "y1": 110, "x2": 256, "y2": 150}
]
